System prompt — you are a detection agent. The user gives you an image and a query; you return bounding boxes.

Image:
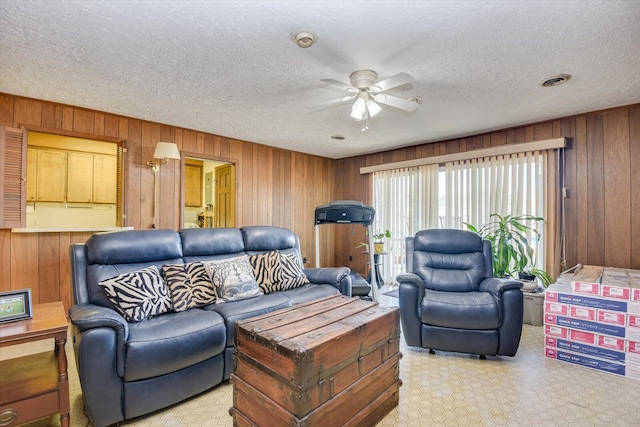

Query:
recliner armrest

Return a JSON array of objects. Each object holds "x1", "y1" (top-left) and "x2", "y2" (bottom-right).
[
  {"x1": 304, "y1": 267, "x2": 351, "y2": 296},
  {"x1": 69, "y1": 303, "x2": 129, "y2": 377},
  {"x1": 479, "y1": 277, "x2": 523, "y2": 296},
  {"x1": 397, "y1": 273, "x2": 423, "y2": 287}
]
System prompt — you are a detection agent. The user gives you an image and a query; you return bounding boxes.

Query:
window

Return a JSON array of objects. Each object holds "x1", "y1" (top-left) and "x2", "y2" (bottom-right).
[{"x1": 373, "y1": 151, "x2": 549, "y2": 283}]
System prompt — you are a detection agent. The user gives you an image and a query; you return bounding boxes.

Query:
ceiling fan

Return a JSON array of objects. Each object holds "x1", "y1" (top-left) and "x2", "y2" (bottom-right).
[{"x1": 311, "y1": 70, "x2": 421, "y2": 128}]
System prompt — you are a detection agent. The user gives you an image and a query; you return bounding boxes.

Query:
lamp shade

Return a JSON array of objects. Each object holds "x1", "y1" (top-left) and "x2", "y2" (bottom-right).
[{"x1": 153, "y1": 142, "x2": 181, "y2": 160}]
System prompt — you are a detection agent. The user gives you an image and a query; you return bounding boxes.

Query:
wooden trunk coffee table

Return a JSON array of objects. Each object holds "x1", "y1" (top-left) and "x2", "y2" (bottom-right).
[
  {"x1": 0, "y1": 301, "x2": 69, "y2": 427},
  {"x1": 230, "y1": 294, "x2": 401, "y2": 426}
]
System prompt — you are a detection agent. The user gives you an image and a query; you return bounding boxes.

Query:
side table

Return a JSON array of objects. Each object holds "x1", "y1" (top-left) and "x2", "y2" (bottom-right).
[{"x1": 0, "y1": 301, "x2": 69, "y2": 427}]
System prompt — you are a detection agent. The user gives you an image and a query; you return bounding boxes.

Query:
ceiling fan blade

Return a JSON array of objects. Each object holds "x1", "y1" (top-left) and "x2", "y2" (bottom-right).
[
  {"x1": 320, "y1": 79, "x2": 359, "y2": 93},
  {"x1": 309, "y1": 94, "x2": 357, "y2": 109},
  {"x1": 373, "y1": 94, "x2": 420, "y2": 112},
  {"x1": 371, "y1": 73, "x2": 414, "y2": 93}
]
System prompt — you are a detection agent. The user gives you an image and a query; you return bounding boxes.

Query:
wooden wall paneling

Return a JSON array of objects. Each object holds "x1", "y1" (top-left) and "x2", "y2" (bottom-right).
[
  {"x1": 603, "y1": 109, "x2": 631, "y2": 267},
  {"x1": 630, "y1": 105, "x2": 640, "y2": 269},
  {"x1": 94, "y1": 113, "x2": 105, "y2": 136},
  {"x1": 228, "y1": 139, "x2": 245, "y2": 227},
  {"x1": 586, "y1": 113, "x2": 605, "y2": 265},
  {"x1": 141, "y1": 121, "x2": 158, "y2": 229},
  {"x1": 14, "y1": 98, "x2": 42, "y2": 127},
  {"x1": 573, "y1": 116, "x2": 588, "y2": 265},
  {"x1": 241, "y1": 141, "x2": 254, "y2": 227},
  {"x1": 0, "y1": 230, "x2": 10, "y2": 289},
  {"x1": 62, "y1": 106, "x2": 74, "y2": 131},
  {"x1": 253, "y1": 145, "x2": 273, "y2": 225},
  {"x1": 534, "y1": 122, "x2": 553, "y2": 140},
  {"x1": 0, "y1": 93, "x2": 14, "y2": 127},
  {"x1": 490, "y1": 132, "x2": 507, "y2": 147},
  {"x1": 73, "y1": 109, "x2": 94, "y2": 134},
  {"x1": 203, "y1": 134, "x2": 215, "y2": 157},
  {"x1": 196, "y1": 132, "x2": 205, "y2": 154},
  {"x1": 559, "y1": 118, "x2": 577, "y2": 269},
  {"x1": 220, "y1": 137, "x2": 231, "y2": 159},
  {"x1": 38, "y1": 233, "x2": 60, "y2": 303},
  {"x1": 41, "y1": 103, "x2": 63, "y2": 129},
  {"x1": 126, "y1": 118, "x2": 143, "y2": 229},
  {"x1": 282, "y1": 150, "x2": 291, "y2": 230},
  {"x1": 272, "y1": 150, "x2": 282, "y2": 228},
  {"x1": 58, "y1": 233, "x2": 72, "y2": 311},
  {"x1": 10, "y1": 234, "x2": 38, "y2": 299}
]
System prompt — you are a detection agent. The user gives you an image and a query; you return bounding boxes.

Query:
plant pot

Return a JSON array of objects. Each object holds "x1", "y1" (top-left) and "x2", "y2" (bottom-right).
[
  {"x1": 374, "y1": 242, "x2": 385, "y2": 254},
  {"x1": 518, "y1": 272, "x2": 536, "y2": 281}
]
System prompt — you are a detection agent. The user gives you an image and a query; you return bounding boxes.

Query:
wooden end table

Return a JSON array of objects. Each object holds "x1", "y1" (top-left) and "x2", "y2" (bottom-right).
[{"x1": 0, "y1": 301, "x2": 69, "y2": 427}]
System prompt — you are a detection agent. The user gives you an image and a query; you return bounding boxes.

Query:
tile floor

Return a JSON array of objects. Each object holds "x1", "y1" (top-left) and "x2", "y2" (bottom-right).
[{"x1": 11, "y1": 291, "x2": 640, "y2": 427}]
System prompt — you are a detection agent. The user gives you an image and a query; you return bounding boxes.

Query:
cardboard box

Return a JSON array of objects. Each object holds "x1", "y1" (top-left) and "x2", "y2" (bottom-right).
[
  {"x1": 544, "y1": 302, "x2": 569, "y2": 316},
  {"x1": 570, "y1": 265, "x2": 603, "y2": 295},
  {"x1": 544, "y1": 347, "x2": 626, "y2": 377},
  {"x1": 627, "y1": 341, "x2": 640, "y2": 364},
  {"x1": 547, "y1": 338, "x2": 626, "y2": 363},
  {"x1": 546, "y1": 283, "x2": 627, "y2": 312},
  {"x1": 628, "y1": 301, "x2": 640, "y2": 315},
  {"x1": 569, "y1": 329, "x2": 597, "y2": 345},
  {"x1": 597, "y1": 309, "x2": 626, "y2": 326},
  {"x1": 629, "y1": 314, "x2": 640, "y2": 328},
  {"x1": 544, "y1": 314, "x2": 626, "y2": 338},
  {"x1": 544, "y1": 324, "x2": 569, "y2": 339},
  {"x1": 625, "y1": 361, "x2": 640, "y2": 380},
  {"x1": 597, "y1": 335, "x2": 626, "y2": 351},
  {"x1": 600, "y1": 267, "x2": 632, "y2": 300},
  {"x1": 570, "y1": 306, "x2": 596, "y2": 321}
]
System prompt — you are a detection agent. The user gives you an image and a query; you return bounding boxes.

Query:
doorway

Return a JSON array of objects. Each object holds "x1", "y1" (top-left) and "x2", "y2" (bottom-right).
[{"x1": 182, "y1": 155, "x2": 236, "y2": 229}]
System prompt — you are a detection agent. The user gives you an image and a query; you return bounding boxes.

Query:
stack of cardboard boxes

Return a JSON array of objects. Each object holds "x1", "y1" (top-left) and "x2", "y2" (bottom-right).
[{"x1": 543, "y1": 266, "x2": 640, "y2": 381}]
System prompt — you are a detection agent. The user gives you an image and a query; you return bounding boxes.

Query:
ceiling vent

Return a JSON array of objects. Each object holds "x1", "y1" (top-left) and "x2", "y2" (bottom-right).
[{"x1": 539, "y1": 74, "x2": 572, "y2": 87}]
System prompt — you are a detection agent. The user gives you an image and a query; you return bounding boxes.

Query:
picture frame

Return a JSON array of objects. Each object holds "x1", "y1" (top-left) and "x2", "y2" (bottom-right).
[{"x1": 0, "y1": 289, "x2": 33, "y2": 323}]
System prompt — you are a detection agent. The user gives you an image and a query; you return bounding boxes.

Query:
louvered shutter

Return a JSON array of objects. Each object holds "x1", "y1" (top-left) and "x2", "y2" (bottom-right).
[{"x1": 0, "y1": 126, "x2": 27, "y2": 228}]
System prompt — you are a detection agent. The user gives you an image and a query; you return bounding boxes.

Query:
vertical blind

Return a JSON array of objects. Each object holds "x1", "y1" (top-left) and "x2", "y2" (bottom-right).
[{"x1": 373, "y1": 151, "x2": 548, "y2": 283}]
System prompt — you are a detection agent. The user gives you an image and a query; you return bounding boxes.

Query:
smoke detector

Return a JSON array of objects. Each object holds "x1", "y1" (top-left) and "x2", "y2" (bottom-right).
[
  {"x1": 539, "y1": 74, "x2": 572, "y2": 87},
  {"x1": 291, "y1": 29, "x2": 317, "y2": 48}
]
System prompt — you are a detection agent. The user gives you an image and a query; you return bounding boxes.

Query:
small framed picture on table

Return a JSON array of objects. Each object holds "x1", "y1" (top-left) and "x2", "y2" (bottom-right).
[{"x1": 0, "y1": 289, "x2": 32, "y2": 323}]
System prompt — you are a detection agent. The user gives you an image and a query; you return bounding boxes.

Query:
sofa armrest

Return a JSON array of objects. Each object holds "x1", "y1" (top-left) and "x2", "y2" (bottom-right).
[
  {"x1": 304, "y1": 267, "x2": 351, "y2": 296},
  {"x1": 69, "y1": 303, "x2": 128, "y2": 377}
]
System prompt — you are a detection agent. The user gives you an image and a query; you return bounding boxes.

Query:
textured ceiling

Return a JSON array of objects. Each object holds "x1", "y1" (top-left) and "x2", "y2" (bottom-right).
[{"x1": 1, "y1": 0, "x2": 639, "y2": 159}]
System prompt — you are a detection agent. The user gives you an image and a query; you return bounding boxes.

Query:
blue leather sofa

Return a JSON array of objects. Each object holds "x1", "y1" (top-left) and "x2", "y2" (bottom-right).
[{"x1": 68, "y1": 226, "x2": 351, "y2": 427}]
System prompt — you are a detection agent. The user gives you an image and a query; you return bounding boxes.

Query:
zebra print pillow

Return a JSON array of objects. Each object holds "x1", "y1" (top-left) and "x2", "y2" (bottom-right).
[
  {"x1": 249, "y1": 250, "x2": 283, "y2": 293},
  {"x1": 203, "y1": 255, "x2": 263, "y2": 303},
  {"x1": 98, "y1": 266, "x2": 172, "y2": 322},
  {"x1": 162, "y1": 262, "x2": 217, "y2": 311},
  {"x1": 280, "y1": 252, "x2": 310, "y2": 290}
]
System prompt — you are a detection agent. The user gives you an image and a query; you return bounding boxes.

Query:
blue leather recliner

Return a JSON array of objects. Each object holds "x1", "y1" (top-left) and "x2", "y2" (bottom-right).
[{"x1": 397, "y1": 228, "x2": 524, "y2": 357}]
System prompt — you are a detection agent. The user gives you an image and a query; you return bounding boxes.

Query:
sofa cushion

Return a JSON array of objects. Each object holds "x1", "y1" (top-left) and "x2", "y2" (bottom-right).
[
  {"x1": 249, "y1": 250, "x2": 283, "y2": 293},
  {"x1": 162, "y1": 262, "x2": 217, "y2": 311},
  {"x1": 204, "y1": 292, "x2": 291, "y2": 347},
  {"x1": 125, "y1": 309, "x2": 226, "y2": 381},
  {"x1": 421, "y1": 290, "x2": 500, "y2": 330},
  {"x1": 280, "y1": 252, "x2": 310, "y2": 289},
  {"x1": 98, "y1": 266, "x2": 172, "y2": 322},
  {"x1": 203, "y1": 255, "x2": 263, "y2": 302}
]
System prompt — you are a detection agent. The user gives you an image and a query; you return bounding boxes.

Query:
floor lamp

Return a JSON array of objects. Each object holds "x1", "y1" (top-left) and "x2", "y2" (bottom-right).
[{"x1": 147, "y1": 142, "x2": 181, "y2": 228}]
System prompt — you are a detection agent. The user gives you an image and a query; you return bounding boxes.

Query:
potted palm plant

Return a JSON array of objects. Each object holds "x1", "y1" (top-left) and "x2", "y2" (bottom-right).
[{"x1": 466, "y1": 214, "x2": 553, "y2": 288}]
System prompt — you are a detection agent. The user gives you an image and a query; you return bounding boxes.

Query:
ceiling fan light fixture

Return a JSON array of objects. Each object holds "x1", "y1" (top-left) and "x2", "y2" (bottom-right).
[
  {"x1": 350, "y1": 97, "x2": 367, "y2": 120},
  {"x1": 366, "y1": 99, "x2": 382, "y2": 117}
]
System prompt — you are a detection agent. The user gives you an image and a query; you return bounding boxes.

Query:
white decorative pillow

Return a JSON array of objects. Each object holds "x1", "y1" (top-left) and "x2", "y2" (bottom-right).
[
  {"x1": 249, "y1": 250, "x2": 283, "y2": 294},
  {"x1": 203, "y1": 255, "x2": 263, "y2": 302},
  {"x1": 280, "y1": 252, "x2": 310, "y2": 290},
  {"x1": 162, "y1": 262, "x2": 217, "y2": 311},
  {"x1": 98, "y1": 266, "x2": 172, "y2": 322}
]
